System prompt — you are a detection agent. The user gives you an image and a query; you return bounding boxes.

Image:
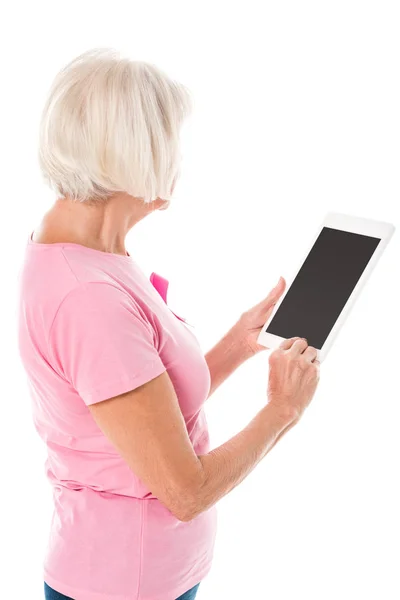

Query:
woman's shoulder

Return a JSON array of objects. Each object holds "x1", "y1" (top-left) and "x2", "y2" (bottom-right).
[{"x1": 19, "y1": 243, "x2": 133, "y2": 340}]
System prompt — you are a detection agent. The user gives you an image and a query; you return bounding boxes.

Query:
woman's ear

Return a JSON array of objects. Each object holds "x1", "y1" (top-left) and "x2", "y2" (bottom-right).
[
  {"x1": 155, "y1": 198, "x2": 170, "y2": 211},
  {"x1": 158, "y1": 199, "x2": 170, "y2": 211},
  {"x1": 147, "y1": 197, "x2": 170, "y2": 211}
]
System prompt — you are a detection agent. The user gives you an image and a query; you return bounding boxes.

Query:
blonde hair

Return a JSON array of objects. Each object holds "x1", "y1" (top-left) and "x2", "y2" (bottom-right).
[{"x1": 38, "y1": 48, "x2": 193, "y2": 203}]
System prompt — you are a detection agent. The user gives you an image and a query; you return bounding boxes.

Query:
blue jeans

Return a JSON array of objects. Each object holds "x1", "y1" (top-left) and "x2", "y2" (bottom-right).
[{"x1": 44, "y1": 580, "x2": 200, "y2": 600}]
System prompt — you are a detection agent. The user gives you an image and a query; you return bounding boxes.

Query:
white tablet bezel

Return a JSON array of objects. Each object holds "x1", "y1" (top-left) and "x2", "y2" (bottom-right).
[{"x1": 257, "y1": 212, "x2": 395, "y2": 362}]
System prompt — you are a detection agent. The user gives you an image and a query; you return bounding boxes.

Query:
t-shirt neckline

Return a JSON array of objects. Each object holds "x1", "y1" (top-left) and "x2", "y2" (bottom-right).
[{"x1": 28, "y1": 231, "x2": 134, "y2": 262}]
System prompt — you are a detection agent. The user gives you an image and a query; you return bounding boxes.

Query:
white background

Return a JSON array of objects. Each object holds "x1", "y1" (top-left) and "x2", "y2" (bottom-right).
[{"x1": 1, "y1": 1, "x2": 399, "y2": 599}]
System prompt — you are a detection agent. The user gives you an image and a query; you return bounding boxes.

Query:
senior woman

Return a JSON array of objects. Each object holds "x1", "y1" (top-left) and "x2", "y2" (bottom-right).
[{"x1": 17, "y1": 48, "x2": 320, "y2": 600}]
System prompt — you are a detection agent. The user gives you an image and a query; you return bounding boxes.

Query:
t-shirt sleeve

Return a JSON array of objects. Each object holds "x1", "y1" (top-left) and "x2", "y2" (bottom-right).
[{"x1": 48, "y1": 282, "x2": 166, "y2": 405}]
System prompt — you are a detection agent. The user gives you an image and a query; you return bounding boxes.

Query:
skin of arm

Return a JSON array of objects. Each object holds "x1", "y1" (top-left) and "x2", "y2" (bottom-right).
[
  {"x1": 204, "y1": 321, "x2": 254, "y2": 399},
  {"x1": 204, "y1": 277, "x2": 287, "y2": 398},
  {"x1": 195, "y1": 402, "x2": 296, "y2": 519}
]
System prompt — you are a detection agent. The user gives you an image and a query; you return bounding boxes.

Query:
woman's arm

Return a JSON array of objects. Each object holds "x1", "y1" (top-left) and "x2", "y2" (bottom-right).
[
  {"x1": 204, "y1": 322, "x2": 253, "y2": 398},
  {"x1": 88, "y1": 368, "x2": 295, "y2": 522},
  {"x1": 87, "y1": 337, "x2": 319, "y2": 523},
  {"x1": 205, "y1": 277, "x2": 287, "y2": 398}
]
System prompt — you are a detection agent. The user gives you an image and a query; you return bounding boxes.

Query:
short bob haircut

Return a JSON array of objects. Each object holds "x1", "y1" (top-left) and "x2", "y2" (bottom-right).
[{"x1": 38, "y1": 48, "x2": 193, "y2": 203}]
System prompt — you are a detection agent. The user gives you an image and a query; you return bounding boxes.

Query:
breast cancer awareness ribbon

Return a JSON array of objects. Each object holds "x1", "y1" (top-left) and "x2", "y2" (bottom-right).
[{"x1": 149, "y1": 272, "x2": 191, "y2": 325}]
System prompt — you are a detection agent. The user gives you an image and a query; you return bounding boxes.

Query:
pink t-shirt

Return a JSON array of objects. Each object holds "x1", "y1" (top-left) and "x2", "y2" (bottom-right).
[{"x1": 17, "y1": 234, "x2": 218, "y2": 600}]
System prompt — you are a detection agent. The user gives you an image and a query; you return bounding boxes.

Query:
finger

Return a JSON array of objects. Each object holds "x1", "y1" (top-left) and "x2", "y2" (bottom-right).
[
  {"x1": 287, "y1": 338, "x2": 309, "y2": 355},
  {"x1": 302, "y1": 346, "x2": 318, "y2": 363},
  {"x1": 257, "y1": 277, "x2": 286, "y2": 311},
  {"x1": 269, "y1": 276, "x2": 286, "y2": 303},
  {"x1": 280, "y1": 337, "x2": 301, "y2": 350}
]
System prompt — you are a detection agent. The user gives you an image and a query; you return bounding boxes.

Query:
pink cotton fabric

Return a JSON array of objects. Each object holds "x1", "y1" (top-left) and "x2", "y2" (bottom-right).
[{"x1": 17, "y1": 234, "x2": 217, "y2": 600}]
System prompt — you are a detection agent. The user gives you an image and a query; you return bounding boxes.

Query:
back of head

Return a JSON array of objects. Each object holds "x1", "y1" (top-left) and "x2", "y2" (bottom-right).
[{"x1": 38, "y1": 48, "x2": 193, "y2": 204}]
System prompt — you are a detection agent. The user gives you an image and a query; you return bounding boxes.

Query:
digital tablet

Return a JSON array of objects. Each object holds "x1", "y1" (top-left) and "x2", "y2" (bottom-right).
[{"x1": 257, "y1": 212, "x2": 395, "y2": 362}]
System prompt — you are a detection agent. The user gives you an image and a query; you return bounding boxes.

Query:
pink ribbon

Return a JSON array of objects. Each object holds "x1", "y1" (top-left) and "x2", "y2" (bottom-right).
[{"x1": 149, "y1": 272, "x2": 188, "y2": 324}]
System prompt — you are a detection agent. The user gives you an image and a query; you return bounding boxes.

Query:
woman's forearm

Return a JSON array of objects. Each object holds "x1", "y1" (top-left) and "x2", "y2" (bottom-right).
[
  {"x1": 204, "y1": 323, "x2": 253, "y2": 398},
  {"x1": 189, "y1": 403, "x2": 297, "y2": 520}
]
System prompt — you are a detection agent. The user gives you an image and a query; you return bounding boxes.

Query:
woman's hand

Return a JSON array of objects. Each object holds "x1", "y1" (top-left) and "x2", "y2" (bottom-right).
[
  {"x1": 234, "y1": 277, "x2": 286, "y2": 357},
  {"x1": 267, "y1": 337, "x2": 320, "y2": 421}
]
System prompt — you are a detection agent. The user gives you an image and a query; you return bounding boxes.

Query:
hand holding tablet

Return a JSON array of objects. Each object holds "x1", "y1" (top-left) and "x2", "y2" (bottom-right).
[{"x1": 257, "y1": 212, "x2": 395, "y2": 362}]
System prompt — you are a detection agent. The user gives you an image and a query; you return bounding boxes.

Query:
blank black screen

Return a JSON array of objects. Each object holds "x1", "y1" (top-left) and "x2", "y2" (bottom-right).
[{"x1": 266, "y1": 227, "x2": 381, "y2": 348}]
